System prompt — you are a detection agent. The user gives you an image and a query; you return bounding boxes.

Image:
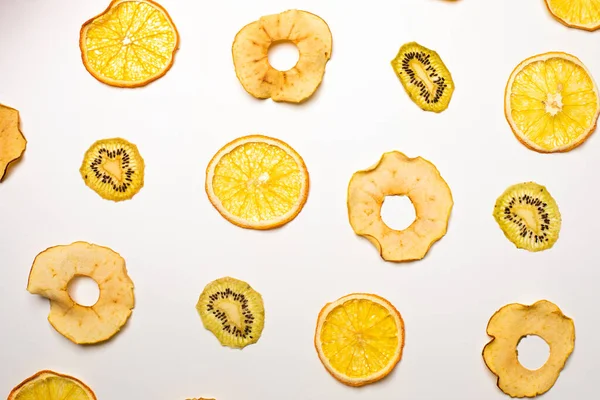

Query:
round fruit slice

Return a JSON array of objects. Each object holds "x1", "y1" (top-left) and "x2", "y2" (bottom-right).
[
  {"x1": 196, "y1": 276, "x2": 265, "y2": 349},
  {"x1": 0, "y1": 103, "x2": 27, "y2": 182},
  {"x1": 205, "y1": 134, "x2": 309, "y2": 230},
  {"x1": 8, "y1": 370, "x2": 96, "y2": 400},
  {"x1": 314, "y1": 293, "x2": 405, "y2": 387},
  {"x1": 79, "y1": 0, "x2": 179, "y2": 88},
  {"x1": 232, "y1": 9, "x2": 333, "y2": 103},
  {"x1": 493, "y1": 182, "x2": 561, "y2": 252},
  {"x1": 27, "y1": 241, "x2": 135, "y2": 345},
  {"x1": 80, "y1": 138, "x2": 145, "y2": 202},
  {"x1": 391, "y1": 41, "x2": 454, "y2": 113},
  {"x1": 505, "y1": 52, "x2": 600, "y2": 152},
  {"x1": 545, "y1": 0, "x2": 600, "y2": 31}
]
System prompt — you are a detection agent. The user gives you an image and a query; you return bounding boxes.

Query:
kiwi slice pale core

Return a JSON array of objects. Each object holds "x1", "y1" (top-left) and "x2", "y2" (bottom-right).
[
  {"x1": 79, "y1": 138, "x2": 145, "y2": 202},
  {"x1": 391, "y1": 41, "x2": 454, "y2": 113},
  {"x1": 493, "y1": 182, "x2": 561, "y2": 252},
  {"x1": 196, "y1": 276, "x2": 265, "y2": 349}
]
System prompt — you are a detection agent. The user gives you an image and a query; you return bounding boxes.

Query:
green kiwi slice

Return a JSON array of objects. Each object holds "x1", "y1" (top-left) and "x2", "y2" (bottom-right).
[
  {"x1": 493, "y1": 182, "x2": 561, "y2": 252},
  {"x1": 79, "y1": 138, "x2": 145, "y2": 202},
  {"x1": 196, "y1": 276, "x2": 265, "y2": 349},
  {"x1": 391, "y1": 41, "x2": 455, "y2": 113}
]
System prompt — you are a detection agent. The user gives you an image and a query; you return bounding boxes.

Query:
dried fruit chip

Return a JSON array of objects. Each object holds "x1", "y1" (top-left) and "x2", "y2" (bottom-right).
[
  {"x1": 80, "y1": 138, "x2": 145, "y2": 202},
  {"x1": 27, "y1": 241, "x2": 135, "y2": 345},
  {"x1": 545, "y1": 0, "x2": 600, "y2": 31},
  {"x1": 205, "y1": 134, "x2": 309, "y2": 230},
  {"x1": 314, "y1": 293, "x2": 405, "y2": 387},
  {"x1": 483, "y1": 300, "x2": 575, "y2": 398},
  {"x1": 80, "y1": 0, "x2": 179, "y2": 88},
  {"x1": 391, "y1": 42, "x2": 455, "y2": 113},
  {"x1": 196, "y1": 276, "x2": 265, "y2": 349},
  {"x1": 0, "y1": 103, "x2": 27, "y2": 181},
  {"x1": 8, "y1": 370, "x2": 96, "y2": 400},
  {"x1": 505, "y1": 51, "x2": 600, "y2": 152},
  {"x1": 232, "y1": 9, "x2": 332, "y2": 103},
  {"x1": 347, "y1": 151, "x2": 453, "y2": 262},
  {"x1": 493, "y1": 182, "x2": 561, "y2": 252}
]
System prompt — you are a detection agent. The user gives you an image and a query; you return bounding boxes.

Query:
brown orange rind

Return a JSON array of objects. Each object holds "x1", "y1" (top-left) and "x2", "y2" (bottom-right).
[
  {"x1": 482, "y1": 300, "x2": 575, "y2": 398},
  {"x1": 27, "y1": 241, "x2": 135, "y2": 345},
  {"x1": 347, "y1": 151, "x2": 453, "y2": 262},
  {"x1": 0, "y1": 103, "x2": 26, "y2": 182},
  {"x1": 232, "y1": 9, "x2": 332, "y2": 103}
]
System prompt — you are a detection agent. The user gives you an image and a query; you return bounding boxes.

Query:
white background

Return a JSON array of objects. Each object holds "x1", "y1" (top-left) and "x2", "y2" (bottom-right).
[{"x1": 0, "y1": 0, "x2": 598, "y2": 399}]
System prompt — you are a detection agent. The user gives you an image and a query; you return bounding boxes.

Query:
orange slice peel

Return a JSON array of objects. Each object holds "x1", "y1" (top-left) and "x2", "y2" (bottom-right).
[
  {"x1": 205, "y1": 134, "x2": 309, "y2": 230},
  {"x1": 79, "y1": 0, "x2": 179, "y2": 88},
  {"x1": 314, "y1": 293, "x2": 405, "y2": 387},
  {"x1": 505, "y1": 51, "x2": 600, "y2": 153}
]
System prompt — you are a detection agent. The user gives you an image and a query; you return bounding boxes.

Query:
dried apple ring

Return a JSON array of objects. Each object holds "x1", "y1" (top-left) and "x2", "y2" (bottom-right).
[
  {"x1": 26, "y1": 241, "x2": 135, "y2": 345},
  {"x1": 347, "y1": 151, "x2": 453, "y2": 262},
  {"x1": 232, "y1": 9, "x2": 332, "y2": 103},
  {"x1": 482, "y1": 300, "x2": 575, "y2": 398}
]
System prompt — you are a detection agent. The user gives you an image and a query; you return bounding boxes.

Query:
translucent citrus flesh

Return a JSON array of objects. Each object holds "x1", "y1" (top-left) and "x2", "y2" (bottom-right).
[
  {"x1": 547, "y1": 0, "x2": 600, "y2": 29},
  {"x1": 508, "y1": 56, "x2": 598, "y2": 151},
  {"x1": 320, "y1": 298, "x2": 400, "y2": 378},
  {"x1": 82, "y1": 0, "x2": 177, "y2": 85},
  {"x1": 12, "y1": 376, "x2": 92, "y2": 400},
  {"x1": 212, "y1": 142, "x2": 304, "y2": 223}
]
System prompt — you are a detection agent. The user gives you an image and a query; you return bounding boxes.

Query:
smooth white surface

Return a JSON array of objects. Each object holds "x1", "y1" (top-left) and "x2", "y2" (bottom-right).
[{"x1": 0, "y1": 0, "x2": 598, "y2": 399}]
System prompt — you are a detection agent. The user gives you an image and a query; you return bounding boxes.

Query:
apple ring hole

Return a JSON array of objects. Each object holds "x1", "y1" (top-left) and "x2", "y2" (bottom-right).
[
  {"x1": 517, "y1": 334, "x2": 550, "y2": 370},
  {"x1": 381, "y1": 195, "x2": 416, "y2": 231},
  {"x1": 268, "y1": 41, "x2": 300, "y2": 71},
  {"x1": 67, "y1": 275, "x2": 100, "y2": 307}
]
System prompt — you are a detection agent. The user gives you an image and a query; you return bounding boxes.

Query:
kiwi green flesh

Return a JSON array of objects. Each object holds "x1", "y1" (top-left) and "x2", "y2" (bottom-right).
[
  {"x1": 391, "y1": 42, "x2": 454, "y2": 113},
  {"x1": 80, "y1": 138, "x2": 144, "y2": 201},
  {"x1": 197, "y1": 277, "x2": 265, "y2": 349},
  {"x1": 493, "y1": 182, "x2": 561, "y2": 252}
]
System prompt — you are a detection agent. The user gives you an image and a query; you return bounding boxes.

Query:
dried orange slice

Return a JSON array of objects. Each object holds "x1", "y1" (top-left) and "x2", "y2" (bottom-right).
[
  {"x1": 505, "y1": 52, "x2": 600, "y2": 153},
  {"x1": 205, "y1": 135, "x2": 309, "y2": 230},
  {"x1": 545, "y1": 0, "x2": 600, "y2": 31},
  {"x1": 79, "y1": 0, "x2": 179, "y2": 88},
  {"x1": 314, "y1": 293, "x2": 405, "y2": 387},
  {"x1": 8, "y1": 370, "x2": 96, "y2": 400}
]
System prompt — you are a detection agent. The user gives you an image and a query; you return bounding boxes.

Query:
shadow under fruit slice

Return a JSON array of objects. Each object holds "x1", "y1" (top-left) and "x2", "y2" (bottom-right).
[
  {"x1": 314, "y1": 293, "x2": 405, "y2": 387},
  {"x1": 196, "y1": 276, "x2": 265, "y2": 349},
  {"x1": 347, "y1": 151, "x2": 453, "y2": 262},
  {"x1": 27, "y1": 241, "x2": 135, "y2": 345},
  {"x1": 505, "y1": 52, "x2": 600, "y2": 152},
  {"x1": 0, "y1": 103, "x2": 26, "y2": 182},
  {"x1": 232, "y1": 9, "x2": 332, "y2": 103},
  {"x1": 79, "y1": 0, "x2": 179, "y2": 88},
  {"x1": 482, "y1": 300, "x2": 575, "y2": 398},
  {"x1": 391, "y1": 42, "x2": 455, "y2": 113},
  {"x1": 8, "y1": 370, "x2": 96, "y2": 400},
  {"x1": 545, "y1": 0, "x2": 600, "y2": 31},
  {"x1": 80, "y1": 137, "x2": 145, "y2": 202},
  {"x1": 493, "y1": 182, "x2": 561, "y2": 252},
  {"x1": 205, "y1": 134, "x2": 309, "y2": 230}
]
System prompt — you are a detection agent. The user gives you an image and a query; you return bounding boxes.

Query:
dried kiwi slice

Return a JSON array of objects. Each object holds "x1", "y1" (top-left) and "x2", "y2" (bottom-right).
[
  {"x1": 80, "y1": 138, "x2": 145, "y2": 202},
  {"x1": 493, "y1": 182, "x2": 561, "y2": 252},
  {"x1": 196, "y1": 276, "x2": 265, "y2": 349},
  {"x1": 391, "y1": 41, "x2": 454, "y2": 113}
]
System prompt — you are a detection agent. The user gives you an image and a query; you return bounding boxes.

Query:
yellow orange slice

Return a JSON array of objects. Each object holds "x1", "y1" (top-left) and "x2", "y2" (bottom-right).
[
  {"x1": 205, "y1": 135, "x2": 309, "y2": 230},
  {"x1": 8, "y1": 370, "x2": 96, "y2": 400},
  {"x1": 314, "y1": 293, "x2": 405, "y2": 387},
  {"x1": 80, "y1": 0, "x2": 179, "y2": 88},
  {"x1": 545, "y1": 0, "x2": 600, "y2": 31},
  {"x1": 505, "y1": 52, "x2": 600, "y2": 152}
]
